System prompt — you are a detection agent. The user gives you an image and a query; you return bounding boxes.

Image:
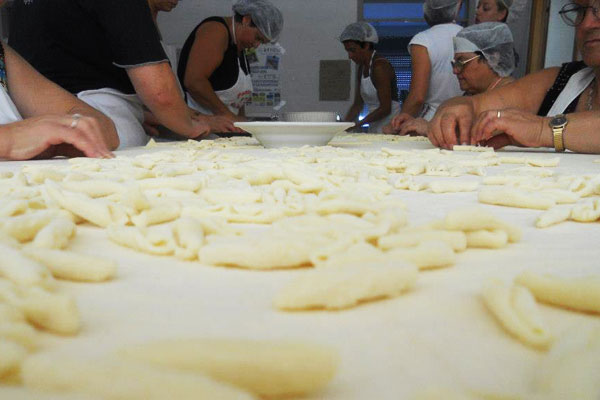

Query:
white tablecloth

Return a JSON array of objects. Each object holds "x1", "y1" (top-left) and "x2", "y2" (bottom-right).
[{"x1": 1, "y1": 140, "x2": 599, "y2": 399}]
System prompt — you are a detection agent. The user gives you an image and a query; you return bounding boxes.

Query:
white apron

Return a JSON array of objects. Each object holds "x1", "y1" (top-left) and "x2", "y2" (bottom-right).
[
  {"x1": 360, "y1": 51, "x2": 401, "y2": 133},
  {"x1": 77, "y1": 88, "x2": 148, "y2": 149},
  {"x1": 186, "y1": 20, "x2": 253, "y2": 116},
  {"x1": 0, "y1": 86, "x2": 23, "y2": 124},
  {"x1": 547, "y1": 67, "x2": 595, "y2": 116}
]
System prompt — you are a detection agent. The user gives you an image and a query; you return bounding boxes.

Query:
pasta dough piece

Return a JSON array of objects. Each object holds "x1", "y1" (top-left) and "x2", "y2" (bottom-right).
[
  {"x1": 536, "y1": 207, "x2": 572, "y2": 228},
  {"x1": 0, "y1": 244, "x2": 53, "y2": 288},
  {"x1": 172, "y1": 218, "x2": 204, "y2": 261},
  {"x1": 0, "y1": 339, "x2": 27, "y2": 379},
  {"x1": 570, "y1": 200, "x2": 600, "y2": 222},
  {"x1": 0, "y1": 320, "x2": 40, "y2": 350},
  {"x1": 540, "y1": 189, "x2": 580, "y2": 204},
  {"x1": 378, "y1": 230, "x2": 467, "y2": 252},
  {"x1": 482, "y1": 280, "x2": 553, "y2": 349},
  {"x1": 21, "y1": 286, "x2": 81, "y2": 335},
  {"x1": 312, "y1": 241, "x2": 382, "y2": 268},
  {"x1": 443, "y1": 208, "x2": 522, "y2": 243},
  {"x1": 131, "y1": 203, "x2": 181, "y2": 228},
  {"x1": 515, "y1": 272, "x2": 600, "y2": 314},
  {"x1": 22, "y1": 248, "x2": 116, "y2": 283},
  {"x1": 452, "y1": 144, "x2": 494, "y2": 152},
  {"x1": 44, "y1": 182, "x2": 112, "y2": 227},
  {"x1": 527, "y1": 157, "x2": 560, "y2": 168},
  {"x1": 21, "y1": 354, "x2": 255, "y2": 400},
  {"x1": 388, "y1": 240, "x2": 456, "y2": 270},
  {"x1": 1, "y1": 211, "x2": 56, "y2": 242},
  {"x1": 499, "y1": 156, "x2": 527, "y2": 165},
  {"x1": 0, "y1": 200, "x2": 28, "y2": 218},
  {"x1": 275, "y1": 263, "x2": 418, "y2": 310},
  {"x1": 31, "y1": 215, "x2": 76, "y2": 249},
  {"x1": 138, "y1": 177, "x2": 204, "y2": 192},
  {"x1": 479, "y1": 188, "x2": 556, "y2": 210},
  {"x1": 428, "y1": 180, "x2": 479, "y2": 194},
  {"x1": 107, "y1": 225, "x2": 175, "y2": 256},
  {"x1": 465, "y1": 230, "x2": 508, "y2": 249},
  {"x1": 60, "y1": 180, "x2": 124, "y2": 198},
  {"x1": 119, "y1": 339, "x2": 338, "y2": 399}
]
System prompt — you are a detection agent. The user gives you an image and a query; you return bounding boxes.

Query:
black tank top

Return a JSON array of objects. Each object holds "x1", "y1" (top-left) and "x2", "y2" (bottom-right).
[
  {"x1": 537, "y1": 61, "x2": 587, "y2": 116},
  {"x1": 178, "y1": 17, "x2": 250, "y2": 94}
]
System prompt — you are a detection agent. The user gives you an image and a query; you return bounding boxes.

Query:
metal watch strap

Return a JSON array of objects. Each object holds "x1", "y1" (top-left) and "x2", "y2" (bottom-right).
[{"x1": 550, "y1": 115, "x2": 567, "y2": 152}]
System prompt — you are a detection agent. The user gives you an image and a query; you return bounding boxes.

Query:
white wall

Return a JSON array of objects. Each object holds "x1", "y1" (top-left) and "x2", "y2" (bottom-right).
[
  {"x1": 158, "y1": 0, "x2": 358, "y2": 116},
  {"x1": 544, "y1": 0, "x2": 576, "y2": 68}
]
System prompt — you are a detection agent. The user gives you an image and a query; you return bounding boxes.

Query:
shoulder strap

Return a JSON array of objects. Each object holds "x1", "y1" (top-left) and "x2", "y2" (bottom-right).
[
  {"x1": 0, "y1": 42, "x2": 7, "y2": 91},
  {"x1": 537, "y1": 61, "x2": 587, "y2": 116}
]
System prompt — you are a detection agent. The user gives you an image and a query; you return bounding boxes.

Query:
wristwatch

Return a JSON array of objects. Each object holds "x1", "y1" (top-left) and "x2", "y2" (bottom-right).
[{"x1": 549, "y1": 114, "x2": 568, "y2": 152}]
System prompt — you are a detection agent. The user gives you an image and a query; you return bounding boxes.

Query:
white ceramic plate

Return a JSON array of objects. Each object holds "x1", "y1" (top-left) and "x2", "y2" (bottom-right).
[{"x1": 234, "y1": 122, "x2": 354, "y2": 148}]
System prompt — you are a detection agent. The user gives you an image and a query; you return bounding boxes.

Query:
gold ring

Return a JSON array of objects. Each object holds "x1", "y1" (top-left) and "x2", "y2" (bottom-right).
[{"x1": 70, "y1": 113, "x2": 82, "y2": 129}]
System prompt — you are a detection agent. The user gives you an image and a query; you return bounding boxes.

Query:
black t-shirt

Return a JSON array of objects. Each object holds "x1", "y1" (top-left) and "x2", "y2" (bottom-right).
[
  {"x1": 8, "y1": 0, "x2": 168, "y2": 95},
  {"x1": 178, "y1": 17, "x2": 250, "y2": 94}
]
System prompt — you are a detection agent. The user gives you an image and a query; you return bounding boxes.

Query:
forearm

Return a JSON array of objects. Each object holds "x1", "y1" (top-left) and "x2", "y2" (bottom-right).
[
  {"x1": 563, "y1": 111, "x2": 600, "y2": 154},
  {"x1": 187, "y1": 79, "x2": 236, "y2": 117},
  {"x1": 128, "y1": 63, "x2": 197, "y2": 138},
  {"x1": 344, "y1": 104, "x2": 362, "y2": 122},
  {"x1": 400, "y1": 94, "x2": 424, "y2": 117}
]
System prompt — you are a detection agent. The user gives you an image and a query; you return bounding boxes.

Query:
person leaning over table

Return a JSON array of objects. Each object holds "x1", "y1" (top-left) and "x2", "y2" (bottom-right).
[
  {"x1": 8, "y1": 0, "x2": 235, "y2": 149},
  {"x1": 383, "y1": 0, "x2": 464, "y2": 135},
  {"x1": 177, "y1": 0, "x2": 283, "y2": 124},
  {"x1": 340, "y1": 22, "x2": 400, "y2": 133},
  {"x1": 426, "y1": 0, "x2": 600, "y2": 154},
  {"x1": 0, "y1": 40, "x2": 116, "y2": 160},
  {"x1": 387, "y1": 22, "x2": 515, "y2": 137},
  {"x1": 475, "y1": 0, "x2": 512, "y2": 23}
]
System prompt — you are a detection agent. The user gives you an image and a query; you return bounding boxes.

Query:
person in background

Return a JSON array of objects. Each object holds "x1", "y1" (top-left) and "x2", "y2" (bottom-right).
[
  {"x1": 340, "y1": 22, "x2": 400, "y2": 133},
  {"x1": 177, "y1": 0, "x2": 283, "y2": 124},
  {"x1": 391, "y1": 22, "x2": 515, "y2": 136},
  {"x1": 475, "y1": 0, "x2": 512, "y2": 23},
  {"x1": 427, "y1": 0, "x2": 600, "y2": 154},
  {"x1": 8, "y1": 0, "x2": 234, "y2": 149},
  {"x1": 0, "y1": 41, "x2": 116, "y2": 160},
  {"x1": 383, "y1": 0, "x2": 463, "y2": 134}
]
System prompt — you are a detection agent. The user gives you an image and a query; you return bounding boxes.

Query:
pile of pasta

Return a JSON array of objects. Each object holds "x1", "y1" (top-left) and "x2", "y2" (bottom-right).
[{"x1": 1, "y1": 136, "x2": 599, "y2": 399}]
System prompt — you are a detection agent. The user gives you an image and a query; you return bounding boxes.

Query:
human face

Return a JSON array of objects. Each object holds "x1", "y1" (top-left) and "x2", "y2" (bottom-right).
[
  {"x1": 574, "y1": 0, "x2": 600, "y2": 67},
  {"x1": 452, "y1": 52, "x2": 490, "y2": 94},
  {"x1": 236, "y1": 16, "x2": 270, "y2": 50},
  {"x1": 475, "y1": 0, "x2": 507, "y2": 23},
  {"x1": 150, "y1": 0, "x2": 180, "y2": 13},
  {"x1": 343, "y1": 41, "x2": 370, "y2": 65}
]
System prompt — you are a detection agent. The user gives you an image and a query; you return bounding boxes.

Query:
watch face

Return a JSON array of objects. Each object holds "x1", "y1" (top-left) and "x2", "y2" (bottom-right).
[{"x1": 551, "y1": 115, "x2": 567, "y2": 126}]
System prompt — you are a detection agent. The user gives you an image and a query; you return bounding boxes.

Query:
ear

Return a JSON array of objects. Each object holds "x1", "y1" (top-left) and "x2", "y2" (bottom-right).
[{"x1": 242, "y1": 15, "x2": 253, "y2": 26}]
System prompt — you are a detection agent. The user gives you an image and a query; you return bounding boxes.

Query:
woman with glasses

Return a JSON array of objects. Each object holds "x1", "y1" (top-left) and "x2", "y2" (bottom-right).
[
  {"x1": 389, "y1": 22, "x2": 515, "y2": 136},
  {"x1": 383, "y1": 0, "x2": 464, "y2": 134},
  {"x1": 426, "y1": 0, "x2": 600, "y2": 153},
  {"x1": 177, "y1": 0, "x2": 283, "y2": 125}
]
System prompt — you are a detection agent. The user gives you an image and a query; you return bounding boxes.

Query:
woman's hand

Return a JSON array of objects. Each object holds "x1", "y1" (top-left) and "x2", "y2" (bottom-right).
[
  {"x1": 391, "y1": 113, "x2": 414, "y2": 131},
  {"x1": 0, "y1": 114, "x2": 114, "y2": 160},
  {"x1": 428, "y1": 102, "x2": 476, "y2": 149},
  {"x1": 192, "y1": 114, "x2": 242, "y2": 135},
  {"x1": 382, "y1": 123, "x2": 396, "y2": 134},
  {"x1": 471, "y1": 108, "x2": 553, "y2": 149},
  {"x1": 398, "y1": 118, "x2": 428, "y2": 137}
]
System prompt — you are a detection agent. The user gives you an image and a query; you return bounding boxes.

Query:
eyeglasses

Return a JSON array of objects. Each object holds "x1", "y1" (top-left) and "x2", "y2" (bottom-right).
[
  {"x1": 559, "y1": 2, "x2": 600, "y2": 26},
  {"x1": 450, "y1": 54, "x2": 481, "y2": 71}
]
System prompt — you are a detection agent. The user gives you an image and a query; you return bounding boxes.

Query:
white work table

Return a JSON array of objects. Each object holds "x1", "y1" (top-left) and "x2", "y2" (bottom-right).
[{"x1": 1, "y1": 136, "x2": 599, "y2": 399}]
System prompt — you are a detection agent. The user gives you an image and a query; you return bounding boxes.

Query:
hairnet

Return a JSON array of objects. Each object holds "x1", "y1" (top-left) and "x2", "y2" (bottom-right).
[
  {"x1": 339, "y1": 22, "x2": 379, "y2": 44},
  {"x1": 497, "y1": 0, "x2": 513, "y2": 9},
  {"x1": 233, "y1": 0, "x2": 284, "y2": 43},
  {"x1": 453, "y1": 22, "x2": 515, "y2": 77},
  {"x1": 423, "y1": 0, "x2": 460, "y2": 25}
]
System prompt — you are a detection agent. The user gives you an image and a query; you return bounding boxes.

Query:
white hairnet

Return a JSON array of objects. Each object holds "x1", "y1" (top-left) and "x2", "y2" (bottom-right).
[
  {"x1": 497, "y1": 0, "x2": 513, "y2": 8},
  {"x1": 423, "y1": 0, "x2": 460, "y2": 25},
  {"x1": 233, "y1": 0, "x2": 283, "y2": 43},
  {"x1": 339, "y1": 22, "x2": 379, "y2": 44},
  {"x1": 453, "y1": 22, "x2": 515, "y2": 77}
]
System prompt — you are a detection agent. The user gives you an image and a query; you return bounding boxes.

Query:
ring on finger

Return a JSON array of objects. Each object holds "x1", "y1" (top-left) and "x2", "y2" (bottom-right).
[
  {"x1": 497, "y1": 110, "x2": 501, "y2": 119},
  {"x1": 70, "y1": 113, "x2": 82, "y2": 129}
]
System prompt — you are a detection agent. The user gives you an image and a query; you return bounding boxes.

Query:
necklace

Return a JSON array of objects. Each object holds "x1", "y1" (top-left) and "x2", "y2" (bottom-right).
[
  {"x1": 588, "y1": 78, "x2": 597, "y2": 111},
  {"x1": 487, "y1": 77, "x2": 504, "y2": 91}
]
